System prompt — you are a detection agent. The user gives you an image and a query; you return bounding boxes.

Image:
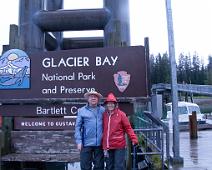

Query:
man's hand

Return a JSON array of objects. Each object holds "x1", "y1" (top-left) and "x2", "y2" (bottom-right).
[{"x1": 77, "y1": 144, "x2": 82, "y2": 151}]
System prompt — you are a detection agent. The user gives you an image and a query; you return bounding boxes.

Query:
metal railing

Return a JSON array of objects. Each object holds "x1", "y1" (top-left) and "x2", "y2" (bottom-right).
[
  {"x1": 132, "y1": 111, "x2": 170, "y2": 170},
  {"x1": 152, "y1": 83, "x2": 212, "y2": 96}
]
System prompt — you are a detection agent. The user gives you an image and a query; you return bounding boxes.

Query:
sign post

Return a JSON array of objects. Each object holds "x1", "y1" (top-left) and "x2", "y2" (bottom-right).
[
  {"x1": 0, "y1": 46, "x2": 148, "y2": 131},
  {"x1": 165, "y1": 0, "x2": 183, "y2": 164}
]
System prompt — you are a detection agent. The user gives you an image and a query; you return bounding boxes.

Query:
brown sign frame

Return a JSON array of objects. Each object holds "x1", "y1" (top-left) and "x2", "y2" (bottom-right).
[{"x1": 0, "y1": 46, "x2": 149, "y2": 101}]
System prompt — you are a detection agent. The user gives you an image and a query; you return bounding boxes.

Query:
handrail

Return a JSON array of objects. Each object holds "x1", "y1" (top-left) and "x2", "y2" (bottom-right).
[
  {"x1": 152, "y1": 83, "x2": 212, "y2": 95},
  {"x1": 133, "y1": 111, "x2": 170, "y2": 169},
  {"x1": 143, "y1": 111, "x2": 169, "y2": 132},
  {"x1": 136, "y1": 116, "x2": 152, "y2": 125}
]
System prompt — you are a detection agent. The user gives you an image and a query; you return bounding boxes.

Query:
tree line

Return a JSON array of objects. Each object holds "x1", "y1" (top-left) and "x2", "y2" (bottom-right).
[{"x1": 150, "y1": 53, "x2": 212, "y2": 85}]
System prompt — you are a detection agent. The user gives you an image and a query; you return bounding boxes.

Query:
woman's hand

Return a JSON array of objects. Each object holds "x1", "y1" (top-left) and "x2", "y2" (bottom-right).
[{"x1": 77, "y1": 144, "x2": 82, "y2": 151}]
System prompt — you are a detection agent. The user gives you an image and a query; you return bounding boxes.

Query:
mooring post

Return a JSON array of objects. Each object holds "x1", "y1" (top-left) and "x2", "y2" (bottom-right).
[{"x1": 189, "y1": 111, "x2": 198, "y2": 139}]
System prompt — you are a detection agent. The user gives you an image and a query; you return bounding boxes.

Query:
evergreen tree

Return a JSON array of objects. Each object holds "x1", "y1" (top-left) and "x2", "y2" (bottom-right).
[
  {"x1": 207, "y1": 56, "x2": 212, "y2": 85},
  {"x1": 177, "y1": 53, "x2": 192, "y2": 84},
  {"x1": 149, "y1": 54, "x2": 157, "y2": 84},
  {"x1": 191, "y1": 53, "x2": 201, "y2": 84},
  {"x1": 150, "y1": 52, "x2": 209, "y2": 85},
  {"x1": 159, "y1": 53, "x2": 170, "y2": 83},
  {"x1": 177, "y1": 53, "x2": 185, "y2": 83},
  {"x1": 149, "y1": 53, "x2": 170, "y2": 84},
  {"x1": 200, "y1": 64, "x2": 206, "y2": 84}
]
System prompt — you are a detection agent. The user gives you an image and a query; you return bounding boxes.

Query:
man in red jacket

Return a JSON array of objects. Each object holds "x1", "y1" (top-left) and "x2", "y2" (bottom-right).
[{"x1": 102, "y1": 92, "x2": 138, "y2": 170}]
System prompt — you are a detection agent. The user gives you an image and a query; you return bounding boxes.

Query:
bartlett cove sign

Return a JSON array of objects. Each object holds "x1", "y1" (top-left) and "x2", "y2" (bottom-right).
[{"x1": 0, "y1": 46, "x2": 148, "y2": 100}]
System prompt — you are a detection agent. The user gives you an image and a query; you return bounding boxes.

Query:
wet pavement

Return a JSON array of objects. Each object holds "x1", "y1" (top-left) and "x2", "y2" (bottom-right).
[
  {"x1": 169, "y1": 130, "x2": 212, "y2": 170},
  {"x1": 67, "y1": 130, "x2": 212, "y2": 170}
]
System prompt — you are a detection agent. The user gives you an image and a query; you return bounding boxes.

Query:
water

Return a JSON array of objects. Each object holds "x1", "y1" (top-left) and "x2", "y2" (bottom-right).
[{"x1": 170, "y1": 130, "x2": 212, "y2": 170}]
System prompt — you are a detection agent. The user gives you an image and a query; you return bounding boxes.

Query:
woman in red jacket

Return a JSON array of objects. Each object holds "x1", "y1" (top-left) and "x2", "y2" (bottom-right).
[{"x1": 102, "y1": 92, "x2": 138, "y2": 170}]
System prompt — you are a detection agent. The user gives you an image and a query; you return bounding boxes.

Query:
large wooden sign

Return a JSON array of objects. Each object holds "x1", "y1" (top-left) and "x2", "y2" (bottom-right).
[{"x1": 0, "y1": 46, "x2": 148, "y2": 101}]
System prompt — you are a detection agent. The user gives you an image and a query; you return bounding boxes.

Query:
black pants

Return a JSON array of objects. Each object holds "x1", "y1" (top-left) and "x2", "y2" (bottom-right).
[
  {"x1": 105, "y1": 148, "x2": 126, "y2": 170},
  {"x1": 80, "y1": 146, "x2": 104, "y2": 170}
]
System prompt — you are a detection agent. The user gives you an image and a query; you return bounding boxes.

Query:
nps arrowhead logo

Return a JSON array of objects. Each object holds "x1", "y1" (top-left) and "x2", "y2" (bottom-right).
[{"x1": 113, "y1": 71, "x2": 130, "y2": 92}]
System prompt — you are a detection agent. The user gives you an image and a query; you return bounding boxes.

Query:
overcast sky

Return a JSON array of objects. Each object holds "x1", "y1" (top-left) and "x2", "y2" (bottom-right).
[{"x1": 0, "y1": 0, "x2": 212, "y2": 64}]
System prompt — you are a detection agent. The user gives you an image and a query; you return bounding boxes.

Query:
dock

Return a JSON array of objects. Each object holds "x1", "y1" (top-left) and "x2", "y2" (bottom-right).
[{"x1": 179, "y1": 122, "x2": 212, "y2": 131}]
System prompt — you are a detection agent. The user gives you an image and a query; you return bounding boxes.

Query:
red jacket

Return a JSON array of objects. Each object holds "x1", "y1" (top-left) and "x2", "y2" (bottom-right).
[{"x1": 102, "y1": 108, "x2": 138, "y2": 150}]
